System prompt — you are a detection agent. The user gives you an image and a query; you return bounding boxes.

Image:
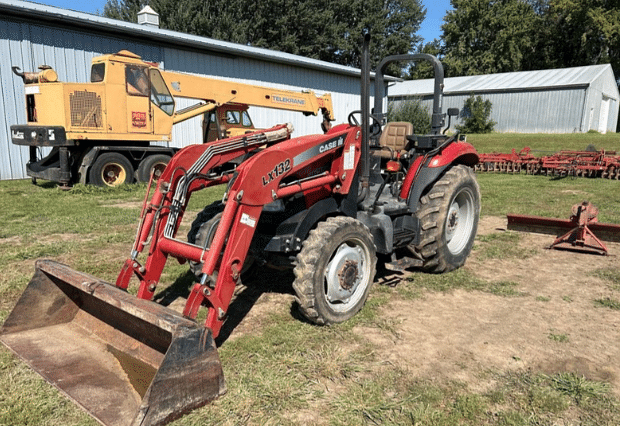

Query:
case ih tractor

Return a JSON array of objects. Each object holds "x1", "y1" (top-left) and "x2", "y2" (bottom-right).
[{"x1": 1, "y1": 35, "x2": 480, "y2": 426}]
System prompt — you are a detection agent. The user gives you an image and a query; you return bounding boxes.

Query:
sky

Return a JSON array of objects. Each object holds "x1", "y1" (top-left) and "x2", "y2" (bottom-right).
[{"x1": 30, "y1": 0, "x2": 451, "y2": 44}]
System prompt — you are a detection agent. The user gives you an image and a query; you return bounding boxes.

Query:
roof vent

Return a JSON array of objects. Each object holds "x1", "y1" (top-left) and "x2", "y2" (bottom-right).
[{"x1": 137, "y1": 5, "x2": 159, "y2": 28}]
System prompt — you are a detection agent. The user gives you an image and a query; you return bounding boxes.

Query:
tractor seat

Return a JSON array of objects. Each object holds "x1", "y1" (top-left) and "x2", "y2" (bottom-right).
[{"x1": 376, "y1": 122, "x2": 413, "y2": 159}]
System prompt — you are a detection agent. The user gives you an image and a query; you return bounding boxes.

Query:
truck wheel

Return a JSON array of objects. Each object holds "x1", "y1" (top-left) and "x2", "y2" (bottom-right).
[
  {"x1": 412, "y1": 164, "x2": 480, "y2": 273},
  {"x1": 187, "y1": 202, "x2": 255, "y2": 280},
  {"x1": 136, "y1": 154, "x2": 171, "y2": 183},
  {"x1": 293, "y1": 216, "x2": 377, "y2": 325},
  {"x1": 89, "y1": 152, "x2": 134, "y2": 187}
]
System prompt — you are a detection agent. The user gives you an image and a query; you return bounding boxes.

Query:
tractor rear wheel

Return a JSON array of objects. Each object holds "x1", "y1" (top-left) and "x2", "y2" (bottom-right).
[
  {"x1": 293, "y1": 216, "x2": 377, "y2": 325},
  {"x1": 412, "y1": 164, "x2": 480, "y2": 273}
]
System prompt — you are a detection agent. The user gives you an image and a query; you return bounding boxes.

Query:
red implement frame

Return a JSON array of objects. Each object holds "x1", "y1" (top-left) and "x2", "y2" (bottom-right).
[
  {"x1": 507, "y1": 202, "x2": 620, "y2": 255},
  {"x1": 476, "y1": 147, "x2": 620, "y2": 179}
]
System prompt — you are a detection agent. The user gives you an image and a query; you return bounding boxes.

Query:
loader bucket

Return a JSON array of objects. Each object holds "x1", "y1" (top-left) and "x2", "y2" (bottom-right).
[{"x1": 0, "y1": 260, "x2": 225, "y2": 426}]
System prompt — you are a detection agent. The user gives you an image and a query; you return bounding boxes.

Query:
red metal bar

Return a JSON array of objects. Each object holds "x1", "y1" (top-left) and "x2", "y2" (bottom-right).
[{"x1": 507, "y1": 214, "x2": 620, "y2": 243}]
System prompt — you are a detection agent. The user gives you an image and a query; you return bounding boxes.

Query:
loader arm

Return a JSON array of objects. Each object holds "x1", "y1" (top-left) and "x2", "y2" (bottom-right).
[{"x1": 116, "y1": 123, "x2": 361, "y2": 337}]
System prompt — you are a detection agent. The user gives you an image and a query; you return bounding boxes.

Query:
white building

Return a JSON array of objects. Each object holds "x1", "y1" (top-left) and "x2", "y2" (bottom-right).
[{"x1": 389, "y1": 65, "x2": 619, "y2": 134}]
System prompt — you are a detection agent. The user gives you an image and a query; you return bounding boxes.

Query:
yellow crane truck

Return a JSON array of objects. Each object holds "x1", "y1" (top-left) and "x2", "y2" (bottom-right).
[{"x1": 10, "y1": 50, "x2": 334, "y2": 188}]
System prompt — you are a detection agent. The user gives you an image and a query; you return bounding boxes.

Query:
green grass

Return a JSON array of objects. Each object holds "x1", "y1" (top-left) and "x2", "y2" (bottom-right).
[
  {"x1": 467, "y1": 132, "x2": 620, "y2": 154},
  {"x1": 403, "y1": 268, "x2": 527, "y2": 298},
  {"x1": 548, "y1": 331, "x2": 570, "y2": 343},
  {"x1": 477, "y1": 173, "x2": 620, "y2": 223},
  {"x1": 595, "y1": 297, "x2": 620, "y2": 310},
  {"x1": 0, "y1": 154, "x2": 619, "y2": 426},
  {"x1": 475, "y1": 231, "x2": 539, "y2": 260}
]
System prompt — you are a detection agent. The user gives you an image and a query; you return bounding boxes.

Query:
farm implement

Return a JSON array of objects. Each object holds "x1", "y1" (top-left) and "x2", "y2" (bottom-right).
[
  {"x1": 508, "y1": 201, "x2": 620, "y2": 255},
  {"x1": 1, "y1": 35, "x2": 480, "y2": 426},
  {"x1": 475, "y1": 147, "x2": 620, "y2": 179}
]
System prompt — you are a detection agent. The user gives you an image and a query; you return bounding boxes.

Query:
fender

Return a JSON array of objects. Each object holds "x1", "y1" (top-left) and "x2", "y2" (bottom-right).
[
  {"x1": 264, "y1": 170, "x2": 360, "y2": 253},
  {"x1": 401, "y1": 141, "x2": 479, "y2": 211},
  {"x1": 264, "y1": 197, "x2": 341, "y2": 253},
  {"x1": 78, "y1": 146, "x2": 102, "y2": 185}
]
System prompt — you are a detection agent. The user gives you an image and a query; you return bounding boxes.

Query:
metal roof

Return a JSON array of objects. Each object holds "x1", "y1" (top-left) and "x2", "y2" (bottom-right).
[
  {"x1": 1, "y1": 0, "x2": 376, "y2": 79},
  {"x1": 389, "y1": 64, "x2": 614, "y2": 97}
]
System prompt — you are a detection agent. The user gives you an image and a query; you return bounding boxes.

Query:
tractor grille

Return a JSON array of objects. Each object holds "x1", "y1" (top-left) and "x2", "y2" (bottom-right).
[{"x1": 70, "y1": 90, "x2": 102, "y2": 128}]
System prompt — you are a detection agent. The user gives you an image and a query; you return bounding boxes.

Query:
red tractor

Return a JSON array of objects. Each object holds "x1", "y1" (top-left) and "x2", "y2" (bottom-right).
[{"x1": 1, "y1": 35, "x2": 480, "y2": 426}]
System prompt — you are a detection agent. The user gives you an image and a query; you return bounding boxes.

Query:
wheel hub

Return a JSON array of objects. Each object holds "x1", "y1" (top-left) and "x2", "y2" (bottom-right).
[
  {"x1": 445, "y1": 188, "x2": 475, "y2": 255},
  {"x1": 447, "y1": 209, "x2": 459, "y2": 233},
  {"x1": 102, "y1": 164, "x2": 125, "y2": 186},
  {"x1": 338, "y1": 260, "x2": 359, "y2": 290},
  {"x1": 325, "y1": 244, "x2": 365, "y2": 304}
]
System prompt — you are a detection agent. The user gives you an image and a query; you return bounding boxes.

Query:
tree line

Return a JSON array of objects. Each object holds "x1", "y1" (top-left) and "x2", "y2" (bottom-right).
[
  {"x1": 103, "y1": 0, "x2": 426, "y2": 76},
  {"x1": 412, "y1": 0, "x2": 619, "y2": 79},
  {"x1": 104, "y1": 0, "x2": 619, "y2": 81}
]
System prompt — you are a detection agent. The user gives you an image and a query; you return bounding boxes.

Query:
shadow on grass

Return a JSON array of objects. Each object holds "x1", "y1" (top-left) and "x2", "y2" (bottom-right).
[
  {"x1": 152, "y1": 266, "x2": 297, "y2": 346},
  {"x1": 152, "y1": 270, "x2": 196, "y2": 306},
  {"x1": 33, "y1": 180, "x2": 57, "y2": 189},
  {"x1": 152, "y1": 258, "x2": 411, "y2": 346}
]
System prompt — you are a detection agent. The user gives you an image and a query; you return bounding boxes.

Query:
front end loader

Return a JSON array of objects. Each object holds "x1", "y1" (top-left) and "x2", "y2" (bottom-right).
[{"x1": 1, "y1": 34, "x2": 480, "y2": 425}]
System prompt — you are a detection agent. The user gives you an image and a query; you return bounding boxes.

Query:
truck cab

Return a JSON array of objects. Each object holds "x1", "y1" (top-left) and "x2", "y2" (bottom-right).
[{"x1": 202, "y1": 103, "x2": 256, "y2": 142}]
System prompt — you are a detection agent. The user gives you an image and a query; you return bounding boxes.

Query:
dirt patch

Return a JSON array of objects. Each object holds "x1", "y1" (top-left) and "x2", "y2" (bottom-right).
[
  {"x1": 230, "y1": 215, "x2": 620, "y2": 396},
  {"x1": 0, "y1": 236, "x2": 21, "y2": 245},
  {"x1": 358, "y1": 216, "x2": 620, "y2": 395},
  {"x1": 101, "y1": 201, "x2": 143, "y2": 209}
]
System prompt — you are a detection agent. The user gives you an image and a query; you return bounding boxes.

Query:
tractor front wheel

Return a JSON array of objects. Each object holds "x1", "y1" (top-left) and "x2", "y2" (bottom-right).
[
  {"x1": 188, "y1": 201, "x2": 255, "y2": 280},
  {"x1": 293, "y1": 216, "x2": 377, "y2": 325},
  {"x1": 188, "y1": 202, "x2": 225, "y2": 279},
  {"x1": 412, "y1": 164, "x2": 480, "y2": 273}
]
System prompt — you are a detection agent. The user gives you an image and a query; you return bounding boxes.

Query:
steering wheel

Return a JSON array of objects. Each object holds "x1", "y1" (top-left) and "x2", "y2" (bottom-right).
[{"x1": 347, "y1": 110, "x2": 382, "y2": 127}]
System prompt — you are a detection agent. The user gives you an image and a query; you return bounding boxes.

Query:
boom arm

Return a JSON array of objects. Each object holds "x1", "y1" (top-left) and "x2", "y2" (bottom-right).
[{"x1": 160, "y1": 70, "x2": 335, "y2": 130}]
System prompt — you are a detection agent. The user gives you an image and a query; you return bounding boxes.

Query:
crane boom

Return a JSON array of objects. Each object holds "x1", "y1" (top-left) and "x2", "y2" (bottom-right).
[{"x1": 160, "y1": 70, "x2": 334, "y2": 128}]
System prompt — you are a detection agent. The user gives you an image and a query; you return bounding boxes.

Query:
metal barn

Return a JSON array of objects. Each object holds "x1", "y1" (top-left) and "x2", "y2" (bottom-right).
[
  {"x1": 0, "y1": 0, "x2": 370, "y2": 180},
  {"x1": 389, "y1": 65, "x2": 619, "y2": 134}
]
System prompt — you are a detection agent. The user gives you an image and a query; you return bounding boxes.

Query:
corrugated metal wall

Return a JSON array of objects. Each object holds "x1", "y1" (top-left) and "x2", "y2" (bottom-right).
[
  {"x1": 389, "y1": 64, "x2": 619, "y2": 134},
  {"x1": 587, "y1": 67, "x2": 619, "y2": 134},
  {"x1": 392, "y1": 87, "x2": 589, "y2": 134},
  {"x1": 0, "y1": 16, "x2": 364, "y2": 180}
]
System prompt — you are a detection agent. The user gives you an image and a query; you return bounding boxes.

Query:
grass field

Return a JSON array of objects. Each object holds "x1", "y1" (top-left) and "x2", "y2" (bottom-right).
[
  {"x1": 0, "y1": 133, "x2": 619, "y2": 425},
  {"x1": 467, "y1": 132, "x2": 620, "y2": 154}
]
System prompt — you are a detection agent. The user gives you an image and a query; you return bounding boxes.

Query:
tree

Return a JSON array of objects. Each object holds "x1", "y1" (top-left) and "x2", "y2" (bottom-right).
[
  {"x1": 407, "y1": 39, "x2": 441, "y2": 80},
  {"x1": 457, "y1": 94, "x2": 496, "y2": 133},
  {"x1": 441, "y1": 0, "x2": 541, "y2": 76},
  {"x1": 536, "y1": 0, "x2": 620, "y2": 75},
  {"x1": 387, "y1": 98, "x2": 431, "y2": 134},
  {"x1": 103, "y1": 0, "x2": 141, "y2": 22},
  {"x1": 102, "y1": 0, "x2": 426, "y2": 76}
]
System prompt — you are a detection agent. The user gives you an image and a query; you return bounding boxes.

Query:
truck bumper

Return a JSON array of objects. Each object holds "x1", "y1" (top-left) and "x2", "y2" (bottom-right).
[
  {"x1": 24, "y1": 147, "x2": 72, "y2": 187},
  {"x1": 11, "y1": 125, "x2": 70, "y2": 146},
  {"x1": 11, "y1": 126, "x2": 72, "y2": 186}
]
